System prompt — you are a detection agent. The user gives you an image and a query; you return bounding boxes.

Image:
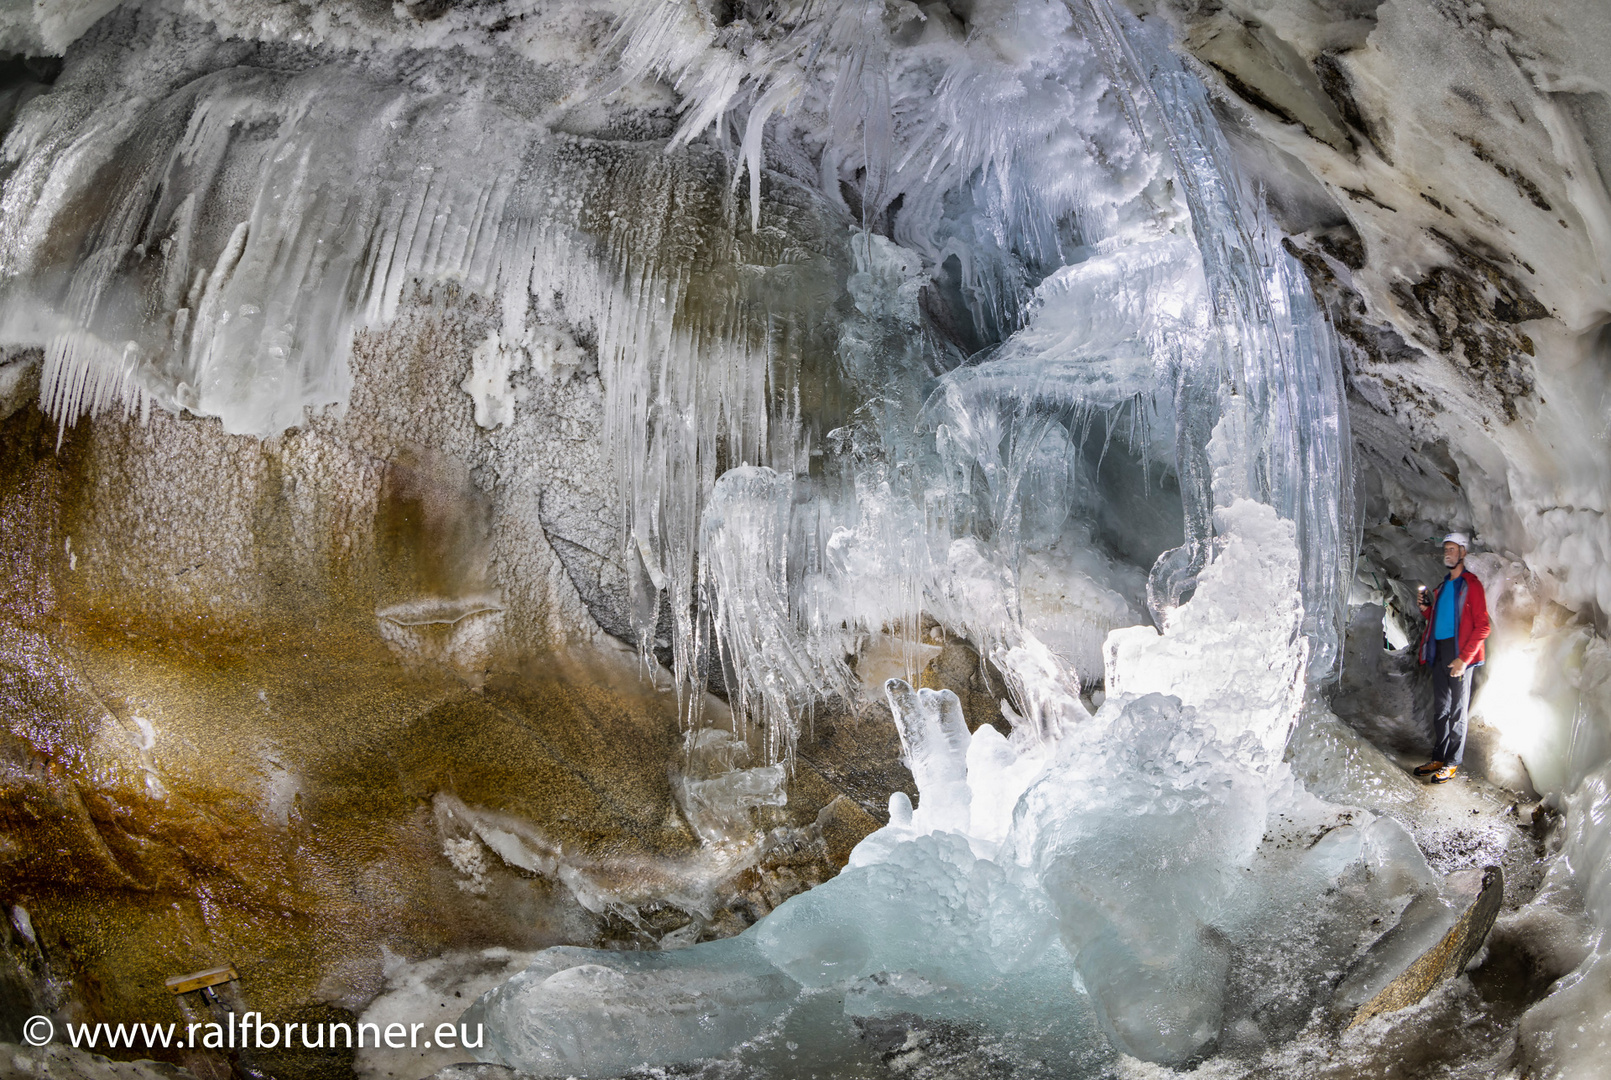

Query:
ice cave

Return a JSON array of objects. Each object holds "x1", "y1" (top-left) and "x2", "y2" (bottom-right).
[{"x1": 1, "y1": 0, "x2": 1609, "y2": 1077}]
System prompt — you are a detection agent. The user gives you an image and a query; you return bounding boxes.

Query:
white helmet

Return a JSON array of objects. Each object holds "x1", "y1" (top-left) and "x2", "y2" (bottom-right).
[{"x1": 1441, "y1": 531, "x2": 1470, "y2": 550}]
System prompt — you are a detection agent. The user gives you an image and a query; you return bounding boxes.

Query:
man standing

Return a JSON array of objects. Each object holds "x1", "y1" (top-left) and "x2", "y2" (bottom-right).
[{"x1": 1414, "y1": 532, "x2": 1491, "y2": 784}]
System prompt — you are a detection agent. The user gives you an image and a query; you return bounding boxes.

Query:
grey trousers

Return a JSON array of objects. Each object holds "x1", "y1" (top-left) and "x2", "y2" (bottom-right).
[{"x1": 1430, "y1": 637, "x2": 1471, "y2": 767}]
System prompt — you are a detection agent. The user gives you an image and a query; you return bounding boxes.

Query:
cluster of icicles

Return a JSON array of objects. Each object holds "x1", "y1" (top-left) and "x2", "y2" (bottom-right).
[{"x1": 0, "y1": 0, "x2": 1353, "y2": 767}]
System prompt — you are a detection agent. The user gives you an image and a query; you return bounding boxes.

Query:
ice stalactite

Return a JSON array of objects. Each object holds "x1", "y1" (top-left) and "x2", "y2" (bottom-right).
[
  {"x1": 697, "y1": 465, "x2": 851, "y2": 763},
  {"x1": 6, "y1": 59, "x2": 544, "y2": 436},
  {"x1": 595, "y1": 0, "x2": 1176, "y2": 720},
  {"x1": 0, "y1": 9, "x2": 842, "y2": 738},
  {"x1": 921, "y1": 233, "x2": 1201, "y2": 680}
]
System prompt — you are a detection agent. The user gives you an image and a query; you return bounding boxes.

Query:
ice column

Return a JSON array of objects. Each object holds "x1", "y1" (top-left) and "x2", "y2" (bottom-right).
[{"x1": 883, "y1": 680, "x2": 972, "y2": 836}]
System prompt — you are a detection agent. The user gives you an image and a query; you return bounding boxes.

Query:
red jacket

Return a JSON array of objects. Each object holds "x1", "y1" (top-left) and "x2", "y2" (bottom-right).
[{"x1": 1417, "y1": 571, "x2": 1491, "y2": 667}]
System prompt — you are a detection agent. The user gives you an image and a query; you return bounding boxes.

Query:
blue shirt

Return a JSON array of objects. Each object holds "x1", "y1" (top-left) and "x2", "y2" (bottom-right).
[{"x1": 1434, "y1": 579, "x2": 1459, "y2": 640}]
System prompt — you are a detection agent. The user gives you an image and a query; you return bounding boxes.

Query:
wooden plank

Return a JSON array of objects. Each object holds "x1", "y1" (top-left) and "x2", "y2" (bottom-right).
[{"x1": 164, "y1": 964, "x2": 238, "y2": 995}]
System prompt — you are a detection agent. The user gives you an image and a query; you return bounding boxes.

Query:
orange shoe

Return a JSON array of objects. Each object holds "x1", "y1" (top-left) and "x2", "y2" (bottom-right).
[
  {"x1": 1429, "y1": 765, "x2": 1458, "y2": 784},
  {"x1": 1413, "y1": 761, "x2": 1445, "y2": 777}
]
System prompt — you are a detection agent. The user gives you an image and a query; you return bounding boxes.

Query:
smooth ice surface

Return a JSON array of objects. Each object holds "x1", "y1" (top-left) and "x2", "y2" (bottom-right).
[
  {"x1": 1519, "y1": 758, "x2": 1611, "y2": 1077},
  {"x1": 463, "y1": 937, "x2": 799, "y2": 1079},
  {"x1": 752, "y1": 829, "x2": 1059, "y2": 991}
]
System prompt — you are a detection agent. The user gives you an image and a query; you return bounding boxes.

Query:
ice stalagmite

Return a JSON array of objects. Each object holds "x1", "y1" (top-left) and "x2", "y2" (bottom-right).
[
  {"x1": 1015, "y1": 500, "x2": 1306, "y2": 1060},
  {"x1": 883, "y1": 680, "x2": 972, "y2": 836}
]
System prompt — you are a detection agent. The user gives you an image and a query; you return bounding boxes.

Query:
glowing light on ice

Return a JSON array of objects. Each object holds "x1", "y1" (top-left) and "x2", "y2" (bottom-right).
[{"x1": 1476, "y1": 643, "x2": 1557, "y2": 781}]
